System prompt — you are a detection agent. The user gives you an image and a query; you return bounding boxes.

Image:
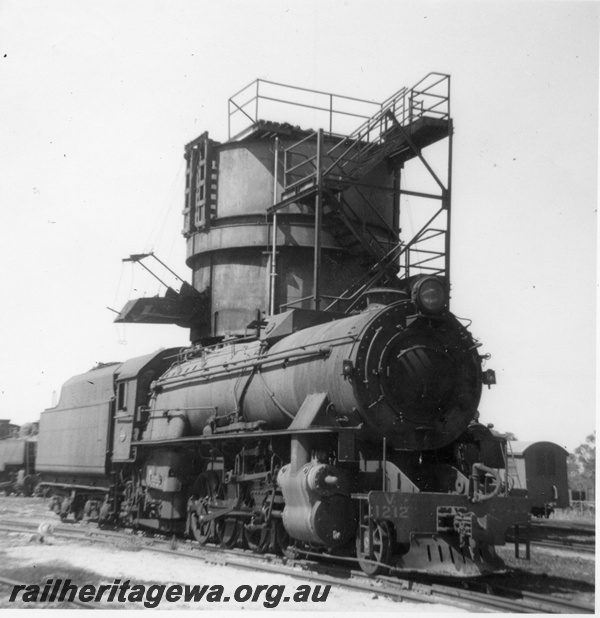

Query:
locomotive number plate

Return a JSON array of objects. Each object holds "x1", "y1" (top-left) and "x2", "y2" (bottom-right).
[
  {"x1": 372, "y1": 504, "x2": 409, "y2": 520},
  {"x1": 371, "y1": 494, "x2": 409, "y2": 520}
]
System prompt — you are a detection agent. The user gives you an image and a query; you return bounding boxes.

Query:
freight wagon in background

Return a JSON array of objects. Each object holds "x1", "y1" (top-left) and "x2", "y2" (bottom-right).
[
  {"x1": 0, "y1": 419, "x2": 37, "y2": 495},
  {"x1": 506, "y1": 441, "x2": 570, "y2": 518}
]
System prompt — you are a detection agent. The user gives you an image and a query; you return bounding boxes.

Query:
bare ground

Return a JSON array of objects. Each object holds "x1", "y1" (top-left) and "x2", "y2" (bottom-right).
[{"x1": 0, "y1": 496, "x2": 594, "y2": 611}]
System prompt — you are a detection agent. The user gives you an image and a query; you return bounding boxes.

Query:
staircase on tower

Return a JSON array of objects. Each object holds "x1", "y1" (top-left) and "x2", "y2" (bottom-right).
[{"x1": 228, "y1": 73, "x2": 453, "y2": 313}]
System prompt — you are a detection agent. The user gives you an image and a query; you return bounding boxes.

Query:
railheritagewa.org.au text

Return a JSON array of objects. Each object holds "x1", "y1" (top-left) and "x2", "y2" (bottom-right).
[{"x1": 8, "y1": 578, "x2": 332, "y2": 609}]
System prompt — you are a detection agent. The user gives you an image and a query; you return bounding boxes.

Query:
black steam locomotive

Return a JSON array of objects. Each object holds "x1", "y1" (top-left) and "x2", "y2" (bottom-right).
[{"x1": 33, "y1": 74, "x2": 530, "y2": 576}]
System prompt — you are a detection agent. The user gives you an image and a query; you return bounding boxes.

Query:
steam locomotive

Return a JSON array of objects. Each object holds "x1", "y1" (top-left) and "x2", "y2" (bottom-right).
[{"x1": 33, "y1": 74, "x2": 530, "y2": 576}]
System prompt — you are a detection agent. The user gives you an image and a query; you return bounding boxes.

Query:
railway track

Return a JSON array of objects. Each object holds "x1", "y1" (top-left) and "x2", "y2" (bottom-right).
[
  {"x1": 531, "y1": 520, "x2": 595, "y2": 533},
  {"x1": 0, "y1": 520, "x2": 594, "y2": 613},
  {"x1": 531, "y1": 538, "x2": 595, "y2": 554},
  {"x1": 5, "y1": 516, "x2": 593, "y2": 557},
  {"x1": 428, "y1": 581, "x2": 594, "y2": 614},
  {"x1": 507, "y1": 520, "x2": 596, "y2": 555}
]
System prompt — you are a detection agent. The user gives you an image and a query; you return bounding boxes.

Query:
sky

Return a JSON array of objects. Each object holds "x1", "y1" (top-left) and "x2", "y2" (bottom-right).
[{"x1": 0, "y1": 0, "x2": 597, "y2": 453}]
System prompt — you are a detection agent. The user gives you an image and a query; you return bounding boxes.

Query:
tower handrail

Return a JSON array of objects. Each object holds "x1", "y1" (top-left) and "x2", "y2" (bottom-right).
[
  {"x1": 228, "y1": 79, "x2": 381, "y2": 140},
  {"x1": 281, "y1": 73, "x2": 450, "y2": 193}
]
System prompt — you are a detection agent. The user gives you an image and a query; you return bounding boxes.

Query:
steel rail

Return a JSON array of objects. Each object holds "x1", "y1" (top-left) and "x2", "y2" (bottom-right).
[
  {"x1": 531, "y1": 520, "x2": 596, "y2": 533},
  {"x1": 530, "y1": 538, "x2": 595, "y2": 553},
  {"x1": 0, "y1": 521, "x2": 113, "y2": 542}
]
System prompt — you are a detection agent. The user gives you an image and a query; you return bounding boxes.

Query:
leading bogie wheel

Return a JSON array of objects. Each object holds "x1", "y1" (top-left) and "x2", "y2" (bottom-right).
[{"x1": 356, "y1": 520, "x2": 392, "y2": 576}]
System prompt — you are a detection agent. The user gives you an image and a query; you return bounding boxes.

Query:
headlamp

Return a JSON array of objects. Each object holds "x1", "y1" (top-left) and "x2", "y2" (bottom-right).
[{"x1": 412, "y1": 277, "x2": 446, "y2": 314}]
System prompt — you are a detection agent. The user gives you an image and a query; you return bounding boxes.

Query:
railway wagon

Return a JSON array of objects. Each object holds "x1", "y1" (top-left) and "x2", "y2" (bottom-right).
[
  {"x1": 507, "y1": 441, "x2": 569, "y2": 517},
  {"x1": 36, "y1": 73, "x2": 531, "y2": 577},
  {"x1": 0, "y1": 420, "x2": 37, "y2": 495}
]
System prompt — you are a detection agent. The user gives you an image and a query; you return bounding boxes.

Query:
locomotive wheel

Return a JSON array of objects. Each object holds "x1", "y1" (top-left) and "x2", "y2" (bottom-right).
[
  {"x1": 21, "y1": 478, "x2": 33, "y2": 497},
  {"x1": 215, "y1": 517, "x2": 238, "y2": 548},
  {"x1": 356, "y1": 521, "x2": 392, "y2": 576},
  {"x1": 72, "y1": 498, "x2": 86, "y2": 522},
  {"x1": 243, "y1": 524, "x2": 269, "y2": 553},
  {"x1": 59, "y1": 500, "x2": 70, "y2": 522},
  {"x1": 188, "y1": 471, "x2": 222, "y2": 545},
  {"x1": 189, "y1": 503, "x2": 213, "y2": 545},
  {"x1": 274, "y1": 520, "x2": 297, "y2": 559}
]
